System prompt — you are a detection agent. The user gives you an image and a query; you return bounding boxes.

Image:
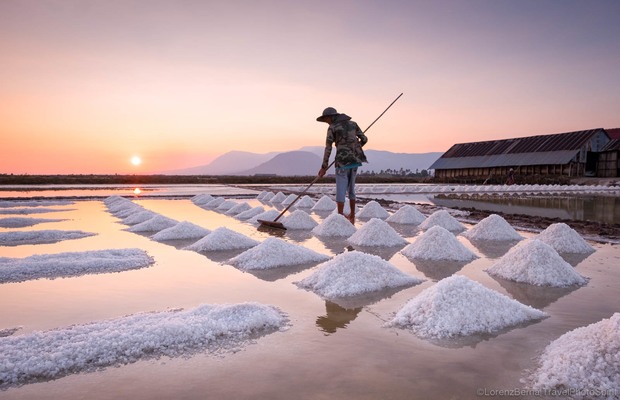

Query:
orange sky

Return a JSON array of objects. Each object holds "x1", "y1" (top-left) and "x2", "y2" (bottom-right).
[{"x1": 1, "y1": 1, "x2": 619, "y2": 174}]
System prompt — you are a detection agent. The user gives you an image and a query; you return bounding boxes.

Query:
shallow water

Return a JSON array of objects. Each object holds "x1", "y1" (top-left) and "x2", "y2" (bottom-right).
[{"x1": 0, "y1": 189, "x2": 618, "y2": 399}]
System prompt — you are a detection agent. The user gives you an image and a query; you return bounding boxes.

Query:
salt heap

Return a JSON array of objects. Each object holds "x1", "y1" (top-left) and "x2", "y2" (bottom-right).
[
  {"x1": 205, "y1": 197, "x2": 225, "y2": 208},
  {"x1": 486, "y1": 239, "x2": 588, "y2": 287},
  {"x1": 128, "y1": 215, "x2": 178, "y2": 232},
  {"x1": 256, "y1": 191, "x2": 269, "y2": 200},
  {"x1": 261, "y1": 192, "x2": 275, "y2": 201},
  {"x1": 248, "y1": 209, "x2": 281, "y2": 224},
  {"x1": 357, "y1": 201, "x2": 390, "y2": 219},
  {"x1": 386, "y1": 205, "x2": 426, "y2": 225},
  {"x1": 228, "y1": 237, "x2": 329, "y2": 270},
  {"x1": 270, "y1": 192, "x2": 287, "y2": 203},
  {"x1": 216, "y1": 200, "x2": 238, "y2": 212},
  {"x1": 151, "y1": 221, "x2": 211, "y2": 241},
  {"x1": 122, "y1": 210, "x2": 158, "y2": 225},
  {"x1": 536, "y1": 223, "x2": 595, "y2": 254},
  {"x1": 191, "y1": 193, "x2": 214, "y2": 205},
  {"x1": 347, "y1": 218, "x2": 408, "y2": 247},
  {"x1": 296, "y1": 251, "x2": 423, "y2": 298},
  {"x1": 0, "y1": 230, "x2": 96, "y2": 246},
  {"x1": 529, "y1": 313, "x2": 619, "y2": 393},
  {"x1": 225, "y1": 202, "x2": 251, "y2": 216},
  {"x1": 311, "y1": 195, "x2": 336, "y2": 211},
  {"x1": 295, "y1": 195, "x2": 316, "y2": 209},
  {"x1": 282, "y1": 209, "x2": 318, "y2": 230},
  {"x1": 235, "y1": 206, "x2": 265, "y2": 220},
  {"x1": 419, "y1": 210, "x2": 465, "y2": 233},
  {"x1": 311, "y1": 213, "x2": 356, "y2": 237},
  {"x1": 462, "y1": 214, "x2": 523, "y2": 241},
  {"x1": 401, "y1": 226, "x2": 477, "y2": 261},
  {"x1": 185, "y1": 227, "x2": 259, "y2": 251},
  {"x1": 386, "y1": 275, "x2": 547, "y2": 339},
  {"x1": 281, "y1": 194, "x2": 298, "y2": 206}
]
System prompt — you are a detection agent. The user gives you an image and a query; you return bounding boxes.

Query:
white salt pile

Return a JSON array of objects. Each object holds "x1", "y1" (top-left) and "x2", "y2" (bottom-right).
[
  {"x1": 296, "y1": 251, "x2": 423, "y2": 298},
  {"x1": 249, "y1": 209, "x2": 281, "y2": 224},
  {"x1": 0, "y1": 217, "x2": 64, "y2": 228},
  {"x1": 386, "y1": 275, "x2": 547, "y2": 339},
  {"x1": 205, "y1": 197, "x2": 225, "y2": 208},
  {"x1": 386, "y1": 205, "x2": 426, "y2": 225},
  {"x1": 0, "y1": 249, "x2": 154, "y2": 284},
  {"x1": 270, "y1": 192, "x2": 287, "y2": 203},
  {"x1": 0, "y1": 207, "x2": 70, "y2": 215},
  {"x1": 103, "y1": 195, "x2": 125, "y2": 206},
  {"x1": 281, "y1": 194, "x2": 298, "y2": 206},
  {"x1": 114, "y1": 204, "x2": 146, "y2": 219},
  {"x1": 0, "y1": 230, "x2": 95, "y2": 246},
  {"x1": 401, "y1": 226, "x2": 477, "y2": 261},
  {"x1": 311, "y1": 213, "x2": 356, "y2": 237},
  {"x1": 0, "y1": 200, "x2": 73, "y2": 209},
  {"x1": 536, "y1": 223, "x2": 595, "y2": 254},
  {"x1": 256, "y1": 191, "x2": 269, "y2": 200},
  {"x1": 419, "y1": 209, "x2": 465, "y2": 233},
  {"x1": 151, "y1": 221, "x2": 211, "y2": 241},
  {"x1": 357, "y1": 200, "x2": 390, "y2": 219},
  {"x1": 261, "y1": 192, "x2": 275, "y2": 201},
  {"x1": 235, "y1": 206, "x2": 265, "y2": 220},
  {"x1": 529, "y1": 313, "x2": 619, "y2": 394},
  {"x1": 311, "y1": 195, "x2": 336, "y2": 211},
  {"x1": 295, "y1": 195, "x2": 316, "y2": 209},
  {"x1": 191, "y1": 193, "x2": 214, "y2": 205},
  {"x1": 486, "y1": 239, "x2": 588, "y2": 287},
  {"x1": 216, "y1": 200, "x2": 238, "y2": 212},
  {"x1": 0, "y1": 302, "x2": 286, "y2": 389},
  {"x1": 225, "y1": 202, "x2": 251, "y2": 216},
  {"x1": 463, "y1": 214, "x2": 523, "y2": 241},
  {"x1": 185, "y1": 227, "x2": 259, "y2": 252},
  {"x1": 128, "y1": 215, "x2": 178, "y2": 232},
  {"x1": 122, "y1": 210, "x2": 158, "y2": 225},
  {"x1": 347, "y1": 218, "x2": 408, "y2": 247},
  {"x1": 282, "y1": 210, "x2": 318, "y2": 230},
  {"x1": 228, "y1": 237, "x2": 329, "y2": 270}
]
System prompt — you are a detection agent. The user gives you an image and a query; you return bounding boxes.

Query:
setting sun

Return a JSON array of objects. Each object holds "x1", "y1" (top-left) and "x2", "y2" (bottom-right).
[{"x1": 130, "y1": 156, "x2": 142, "y2": 166}]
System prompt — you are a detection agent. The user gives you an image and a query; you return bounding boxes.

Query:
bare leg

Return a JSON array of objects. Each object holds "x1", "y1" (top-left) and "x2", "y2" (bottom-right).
[
  {"x1": 337, "y1": 201, "x2": 345, "y2": 216},
  {"x1": 348, "y1": 199, "x2": 356, "y2": 224}
]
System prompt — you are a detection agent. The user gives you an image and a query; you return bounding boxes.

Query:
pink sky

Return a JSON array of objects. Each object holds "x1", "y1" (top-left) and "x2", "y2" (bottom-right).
[{"x1": 1, "y1": 0, "x2": 619, "y2": 174}]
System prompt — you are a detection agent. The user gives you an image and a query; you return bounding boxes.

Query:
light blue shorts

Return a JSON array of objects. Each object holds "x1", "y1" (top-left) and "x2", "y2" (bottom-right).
[{"x1": 335, "y1": 167, "x2": 358, "y2": 203}]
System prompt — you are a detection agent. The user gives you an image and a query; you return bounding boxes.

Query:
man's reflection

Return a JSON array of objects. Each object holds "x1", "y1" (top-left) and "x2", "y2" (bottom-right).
[{"x1": 316, "y1": 301, "x2": 362, "y2": 335}]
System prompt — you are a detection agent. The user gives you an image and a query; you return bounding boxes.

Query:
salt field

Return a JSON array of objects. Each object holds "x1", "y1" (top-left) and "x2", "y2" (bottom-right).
[{"x1": 0, "y1": 184, "x2": 619, "y2": 399}]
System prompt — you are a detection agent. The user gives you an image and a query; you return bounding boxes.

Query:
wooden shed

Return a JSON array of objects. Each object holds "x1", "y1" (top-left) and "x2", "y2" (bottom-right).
[{"x1": 597, "y1": 128, "x2": 620, "y2": 177}]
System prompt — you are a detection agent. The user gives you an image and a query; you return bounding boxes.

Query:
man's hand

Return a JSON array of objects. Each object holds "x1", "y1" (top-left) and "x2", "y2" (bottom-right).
[{"x1": 318, "y1": 168, "x2": 326, "y2": 178}]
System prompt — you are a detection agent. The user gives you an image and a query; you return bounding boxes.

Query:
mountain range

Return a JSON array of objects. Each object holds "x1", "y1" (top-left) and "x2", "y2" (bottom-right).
[{"x1": 164, "y1": 146, "x2": 442, "y2": 176}]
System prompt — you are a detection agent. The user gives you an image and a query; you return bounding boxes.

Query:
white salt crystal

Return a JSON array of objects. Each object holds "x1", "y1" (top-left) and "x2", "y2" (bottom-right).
[
  {"x1": 295, "y1": 195, "x2": 316, "y2": 208},
  {"x1": 486, "y1": 239, "x2": 588, "y2": 287},
  {"x1": 357, "y1": 201, "x2": 390, "y2": 219},
  {"x1": 536, "y1": 223, "x2": 595, "y2": 254},
  {"x1": 462, "y1": 214, "x2": 523, "y2": 241},
  {"x1": 270, "y1": 192, "x2": 287, "y2": 203},
  {"x1": 387, "y1": 275, "x2": 547, "y2": 339},
  {"x1": 128, "y1": 215, "x2": 178, "y2": 232},
  {"x1": 122, "y1": 210, "x2": 158, "y2": 225},
  {"x1": 184, "y1": 227, "x2": 259, "y2": 251},
  {"x1": 296, "y1": 251, "x2": 423, "y2": 298},
  {"x1": 419, "y1": 209, "x2": 465, "y2": 233},
  {"x1": 225, "y1": 202, "x2": 251, "y2": 216},
  {"x1": 347, "y1": 218, "x2": 408, "y2": 247},
  {"x1": 312, "y1": 213, "x2": 356, "y2": 237},
  {"x1": 401, "y1": 225, "x2": 477, "y2": 261},
  {"x1": 248, "y1": 209, "x2": 281, "y2": 224},
  {"x1": 281, "y1": 194, "x2": 299, "y2": 206},
  {"x1": 228, "y1": 237, "x2": 329, "y2": 270},
  {"x1": 205, "y1": 197, "x2": 225, "y2": 208},
  {"x1": 261, "y1": 192, "x2": 275, "y2": 201},
  {"x1": 386, "y1": 205, "x2": 426, "y2": 225},
  {"x1": 216, "y1": 200, "x2": 238, "y2": 212},
  {"x1": 236, "y1": 206, "x2": 265, "y2": 220},
  {"x1": 191, "y1": 193, "x2": 214, "y2": 205},
  {"x1": 0, "y1": 230, "x2": 95, "y2": 246},
  {"x1": 151, "y1": 221, "x2": 211, "y2": 241},
  {"x1": 311, "y1": 195, "x2": 337, "y2": 211},
  {"x1": 282, "y1": 210, "x2": 318, "y2": 230},
  {"x1": 256, "y1": 191, "x2": 269, "y2": 200}
]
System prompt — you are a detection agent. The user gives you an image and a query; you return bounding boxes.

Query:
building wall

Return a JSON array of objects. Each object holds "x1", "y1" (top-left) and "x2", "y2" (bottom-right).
[
  {"x1": 597, "y1": 151, "x2": 619, "y2": 177},
  {"x1": 435, "y1": 162, "x2": 584, "y2": 180}
]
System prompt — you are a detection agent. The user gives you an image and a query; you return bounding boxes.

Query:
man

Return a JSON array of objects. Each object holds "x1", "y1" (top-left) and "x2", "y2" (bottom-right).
[{"x1": 317, "y1": 107, "x2": 368, "y2": 224}]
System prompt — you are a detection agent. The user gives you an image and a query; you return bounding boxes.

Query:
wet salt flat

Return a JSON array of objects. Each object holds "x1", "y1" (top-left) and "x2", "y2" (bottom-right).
[{"x1": 0, "y1": 186, "x2": 619, "y2": 400}]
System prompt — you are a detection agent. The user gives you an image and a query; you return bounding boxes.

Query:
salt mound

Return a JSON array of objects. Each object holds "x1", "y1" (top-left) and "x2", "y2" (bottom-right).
[
  {"x1": 225, "y1": 202, "x2": 251, "y2": 216},
  {"x1": 114, "y1": 204, "x2": 145, "y2": 219},
  {"x1": 486, "y1": 239, "x2": 587, "y2": 287},
  {"x1": 228, "y1": 237, "x2": 329, "y2": 270},
  {"x1": 536, "y1": 223, "x2": 595, "y2": 254},
  {"x1": 103, "y1": 195, "x2": 125, "y2": 206},
  {"x1": 249, "y1": 209, "x2": 281, "y2": 224},
  {"x1": 235, "y1": 206, "x2": 265, "y2": 220},
  {"x1": 270, "y1": 192, "x2": 287, "y2": 203},
  {"x1": 185, "y1": 227, "x2": 259, "y2": 251},
  {"x1": 216, "y1": 200, "x2": 238, "y2": 212},
  {"x1": 295, "y1": 195, "x2": 316, "y2": 208},
  {"x1": 401, "y1": 226, "x2": 477, "y2": 261},
  {"x1": 386, "y1": 275, "x2": 547, "y2": 339},
  {"x1": 0, "y1": 217, "x2": 65, "y2": 228},
  {"x1": 295, "y1": 251, "x2": 423, "y2": 298},
  {"x1": 128, "y1": 215, "x2": 178, "y2": 232},
  {"x1": 191, "y1": 193, "x2": 214, "y2": 205},
  {"x1": 311, "y1": 195, "x2": 336, "y2": 211},
  {"x1": 386, "y1": 205, "x2": 426, "y2": 225},
  {"x1": 282, "y1": 210, "x2": 318, "y2": 230},
  {"x1": 357, "y1": 201, "x2": 390, "y2": 219},
  {"x1": 347, "y1": 218, "x2": 407, "y2": 247},
  {"x1": 311, "y1": 213, "x2": 356, "y2": 237},
  {"x1": 256, "y1": 191, "x2": 269, "y2": 200},
  {"x1": 529, "y1": 313, "x2": 620, "y2": 394},
  {"x1": 205, "y1": 197, "x2": 225, "y2": 208},
  {"x1": 281, "y1": 194, "x2": 298, "y2": 206},
  {"x1": 151, "y1": 221, "x2": 211, "y2": 241},
  {"x1": 261, "y1": 192, "x2": 275, "y2": 201},
  {"x1": 419, "y1": 209, "x2": 465, "y2": 233},
  {"x1": 0, "y1": 230, "x2": 96, "y2": 246},
  {"x1": 463, "y1": 214, "x2": 523, "y2": 241},
  {"x1": 122, "y1": 210, "x2": 158, "y2": 225}
]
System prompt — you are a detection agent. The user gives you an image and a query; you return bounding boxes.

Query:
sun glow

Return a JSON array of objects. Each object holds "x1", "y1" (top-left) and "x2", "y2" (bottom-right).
[{"x1": 131, "y1": 156, "x2": 142, "y2": 166}]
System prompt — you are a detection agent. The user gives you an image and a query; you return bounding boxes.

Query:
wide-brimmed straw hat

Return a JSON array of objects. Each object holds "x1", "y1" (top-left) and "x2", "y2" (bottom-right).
[{"x1": 316, "y1": 107, "x2": 338, "y2": 122}]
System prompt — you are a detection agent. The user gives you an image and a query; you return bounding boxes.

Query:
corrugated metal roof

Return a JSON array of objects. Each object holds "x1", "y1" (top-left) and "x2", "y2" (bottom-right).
[
  {"x1": 430, "y1": 150, "x2": 579, "y2": 170},
  {"x1": 601, "y1": 139, "x2": 620, "y2": 152},
  {"x1": 605, "y1": 128, "x2": 620, "y2": 140}
]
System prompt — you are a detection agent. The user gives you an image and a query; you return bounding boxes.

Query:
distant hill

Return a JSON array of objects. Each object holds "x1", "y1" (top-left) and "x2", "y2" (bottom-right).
[
  {"x1": 163, "y1": 150, "x2": 279, "y2": 175},
  {"x1": 239, "y1": 151, "x2": 322, "y2": 176}
]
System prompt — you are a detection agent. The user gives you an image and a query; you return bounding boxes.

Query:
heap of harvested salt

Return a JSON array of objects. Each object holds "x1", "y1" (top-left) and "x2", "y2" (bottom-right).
[
  {"x1": 191, "y1": 193, "x2": 214, "y2": 205},
  {"x1": 486, "y1": 239, "x2": 588, "y2": 287},
  {"x1": 248, "y1": 209, "x2": 281, "y2": 224},
  {"x1": 296, "y1": 251, "x2": 423, "y2": 298},
  {"x1": 235, "y1": 206, "x2": 265, "y2": 220},
  {"x1": 311, "y1": 195, "x2": 336, "y2": 211},
  {"x1": 462, "y1": 214, "x2": 523, "y2": 241},
  {"x1": 295, "y1": 195, "x2": 316, "y2": 208},
  {"x1": 347, "y1": 218, "x2": 407, "y2": 247},
  {"x1": 228, "y1": 237, "x2": 329, "y2": 270},
  {"x1": 185, "y1": 227, "x2": 259, "y2": 252},
  {"x1": 536, "y1": 223, "x2": 595, "y2": 254},
  {"x1": 529, "y1": 313, "x2": 620, "y2": 393},
  {"x1": 401, "y1": 226, "x2": 477, "y2": 261},
  {"x1": 261, "y1": 192, "x2": 275, "y2": 201},
  {"x1": 256, "y1": 191, "x2": 269, "y2": 200},
  {"x1": 122, "y1": 210, "x2": 158, "y2": 225},
  {"x1": 386, "y1": 205, "x2": 426, "y2": 225},
  {"x1": 128, "y1": 215, "x2": 178, "y2": 232},
  {"x1": 216, "y1": 200, "x2": 238, "y2": 212},
  {"x1": 282, "y1": 209, "x2": 318, "y2": 230},
  {"x1": 225, "y1": 202, "x2": 251, "y2": 216},
  {"x1": 419, "y1": 210, "x2": 465, "y2": 233},
  {"x1": 151, "y1": 221, "x2": 211, "y2": 241},
  {"x1": 386, "y1": 275, "x2": 547, "y2": 339},
  {"x1": 205, "y1": 197, "x2": 225, "y2": 208},
  {"x1": 357, "y1": 201, "x2": 390, "y2": 219},
  {"x1": 281, "y1": 194, "x2": 298, "y2": 206},
  {"x1": 311, "y1": 213, "x2": 356, "y2": 237},
  {"x1": 270, "y1": 192, "x2": 287, "y2": 203}
]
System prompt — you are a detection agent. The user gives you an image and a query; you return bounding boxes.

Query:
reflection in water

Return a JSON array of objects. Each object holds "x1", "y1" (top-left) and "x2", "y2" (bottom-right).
[
  {"x1": 133, "y1": 188, "x2": 142, "y2": 195},
  {"x1": 467, "y1": 239, "x2": 520, "y2": 259},
  {"x1": 490, "y1": 276, "x2": 582, "y2": 310},
  {"x1": 409, "y1": 259, "x2": 469, "y2": 281},
  {"x1": 239, "y1": 262, "x2": 320, "y2": 282},
  {"x1": 560, "y1": 252, "x2": 593, "y2": 267},
  {"x1": 316, "y1": 301, "x2": 362, "y2": 335},
  {"x1": 347, "y1": 243, "x2": 404, "y2": 261}
]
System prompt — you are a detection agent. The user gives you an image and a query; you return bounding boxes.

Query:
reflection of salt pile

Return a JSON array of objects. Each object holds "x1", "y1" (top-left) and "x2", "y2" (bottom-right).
[
  {"x1": 312, "y1": 213, "x2": 356, "y2": 237},
  {"x1": 387, "y1": 275, "x2": 547, "y2": 339},
  {"x1": 205, "y1": 197, "x2": 225, "y2": 208},
  {"x1": 536, "y1": 223, "x2": 595, "y2": 254},
  {"x1": 282, "y1": 210, "x2": 318, "y2": 230},
  {"x1": 357, "y1": 201, "x2": 390, "y2": 219},
  {"x1": 463, "y1": 214, "x2": 523, "y2": 241},
  {"x1": 225, "y1": 202, "x2": 251, "y2": 216},
  {"x1": 249, "y1": 209, "x2": 281, "y2": 224},
  {"x1": 296, "y1": 251, "x2": 423, "y2": 298},
  {"x1": 419, "y1": 210, "x2": 465, "y2": 233},
  {"x1": 236, "y1": 206, "x2": 265, "y2": 220},
  {"x1": 529, "y1": 313, "x2": 619, "y2": 393},
  {"x1": 486, "y1": 239, "x2": 587, "y2": 287},
  {"x1": 151, "y1": 221, "x2": 211, "y2": 241},
  {"x1": 347, "y1": 218, "x2": 407, "y2": 247},
  {"x1": 191, "y1": 193, "x2": 214, "y2": 205},
  {"x1": 401, "y1": 226, "x2": 477, "y2": 261},
  {"x1": 311, "y1": 195, "x2": 336, "y2": 211},
  {"x1": 228, "y1": 237, "x2": 329, "y2": 270},
  {"x1": 185, "y1": 227, "x2": 259, "y2": 251},
  {"x1": 128, "y1": 215, "x2": 178, "y2": 232},
  {"x1": 295, "y1": 195, "x2": 316, "y2": 209},
  {"x1": 386, "y1": 205, "x2": 426, "y2": 225},
  {"x1": 270, "y1": 192, "x2": 287, "y2": 203},
  {"x1": 216, "y1": 200, "x2": 238, "y2": 212}
]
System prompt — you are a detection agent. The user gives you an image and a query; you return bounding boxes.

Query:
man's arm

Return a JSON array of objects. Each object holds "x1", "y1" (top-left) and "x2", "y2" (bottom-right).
[{"x1": 319, "y1": 127, "x2": 335, "y2": 176}]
